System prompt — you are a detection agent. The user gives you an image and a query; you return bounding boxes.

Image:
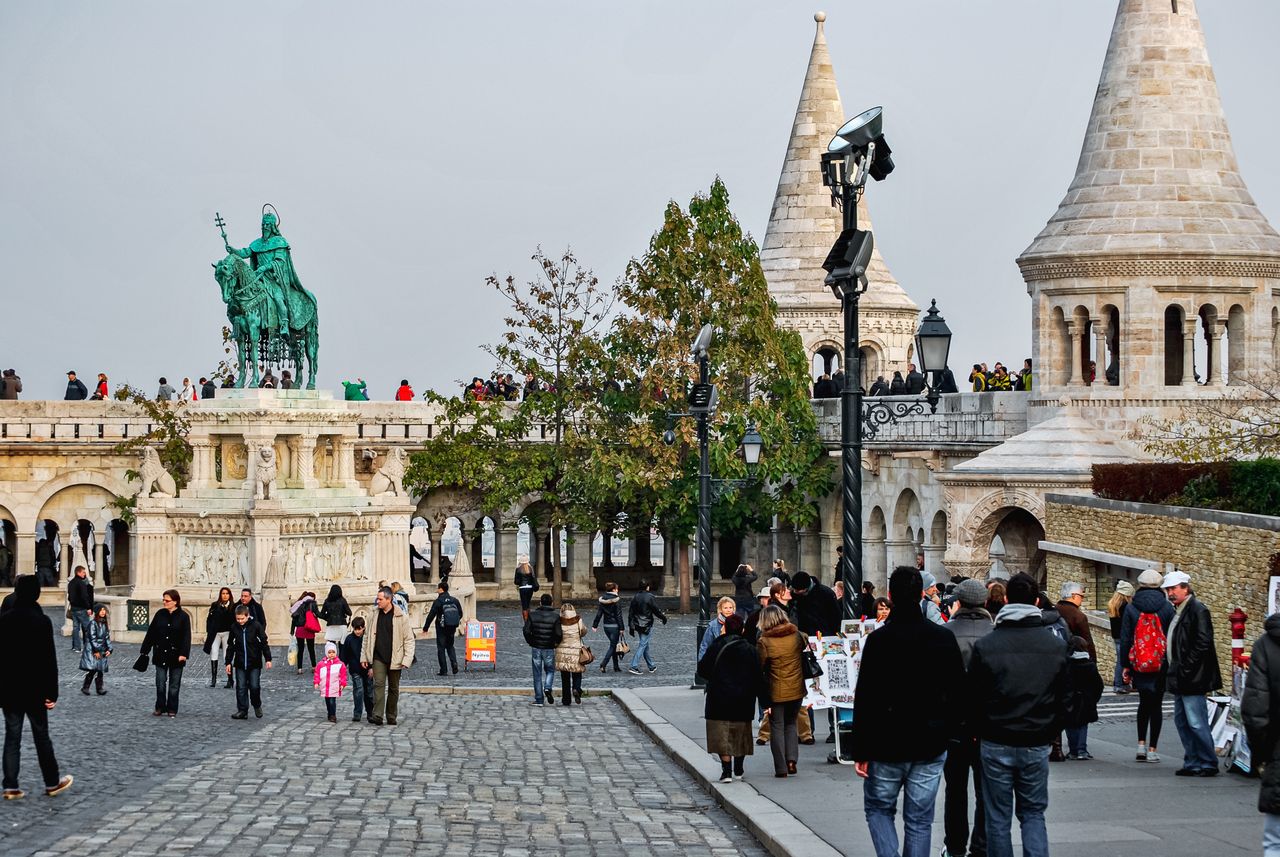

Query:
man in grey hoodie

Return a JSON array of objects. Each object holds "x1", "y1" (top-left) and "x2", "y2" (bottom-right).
[{"x1": 941, "y1": 578, "x2": 994, "y2": 857}]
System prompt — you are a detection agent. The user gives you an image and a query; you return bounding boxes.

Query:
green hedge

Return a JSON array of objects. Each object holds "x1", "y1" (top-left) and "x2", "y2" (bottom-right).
[{"x1": 1092, "y1": 460, "x2": 1280, "y2": 517}]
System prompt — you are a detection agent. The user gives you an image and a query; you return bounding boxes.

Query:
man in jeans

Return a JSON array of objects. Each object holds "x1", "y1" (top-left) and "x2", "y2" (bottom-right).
[
  {"x1": 851, "y1": 567, "x2": 964, "y2": 857},
  {"x1": 1162, "y1": 570, "x2": 1223, "y2": 776},
  {"x1": 627, "y1": 579, "x2": 667, "y2": 675},
  {"x1": 421, "y1": 581, "x2": 463, "y2": 676},
  {"x1": 224, "y1": 604, "x2": 272, "y2": 719},
  {"x1": 360, "y1": 586, "x2": 416, "y2": 726},
  {"x1": 968, "y1": 573, "x2": 1068, "y2": 857},
  {"x1": 523, "y1": 594, "x2": 562, "y2": 705},
  {"x1": 66, "y1": 566, "x2": 93, "y2": 652}
]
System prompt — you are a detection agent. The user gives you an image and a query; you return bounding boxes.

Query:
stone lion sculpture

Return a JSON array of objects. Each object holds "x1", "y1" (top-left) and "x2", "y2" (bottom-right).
[
  {"x1": 370, "y1": 447, "x2": 407, "y2": 497},
  {"x1": 136, "y1": 447, "x2": 177, "y2": 498},
  {"x1": 255, "y1": 445, "x2": 278, "y2": 500}
]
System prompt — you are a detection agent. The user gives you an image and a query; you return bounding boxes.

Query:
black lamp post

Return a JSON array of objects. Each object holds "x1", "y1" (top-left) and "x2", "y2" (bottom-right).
[{"x1": 820, "y1": 107, "x2": 952, "y2": 621}]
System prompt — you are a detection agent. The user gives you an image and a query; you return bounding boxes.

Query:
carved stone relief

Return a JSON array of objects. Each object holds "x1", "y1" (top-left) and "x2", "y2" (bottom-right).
[
  {"x1": 177, "y1": 537, "x2": 250, "y2": 589},
  {"x1": 279, "y1": 535, "x2": 371, "y2": 585}
]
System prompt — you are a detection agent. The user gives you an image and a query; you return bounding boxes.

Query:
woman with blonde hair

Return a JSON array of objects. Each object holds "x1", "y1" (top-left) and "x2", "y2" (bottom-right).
[
  {"x1": 554, "y1": 603, "x2": 589, "y2": 706},
  {"x1": 1107, "y1": 580, "x2": 1135, "y2": 694},
  {"x1": 756, "y1": 603, "x2": 805, "y2": 777},
  {"x1": 699, "y1": 596, "x2": 738, "y2": 661}
]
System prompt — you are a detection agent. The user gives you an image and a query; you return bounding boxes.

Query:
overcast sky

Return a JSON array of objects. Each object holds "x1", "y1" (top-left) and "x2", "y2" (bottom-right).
[{"x1": 2, "y1": 1, "x2": 1278, "y2": 399}]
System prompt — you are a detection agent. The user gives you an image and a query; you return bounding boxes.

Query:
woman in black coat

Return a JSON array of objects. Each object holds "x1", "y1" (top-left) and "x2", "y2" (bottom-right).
[
  {"x1": 204, "y1": 587, "x2": 236, "y2": 688},
  {"x1": 696, "y1": 614, "x2": 763, "y2": 783},
  {"x1": 141, "y1": 589, "x2": 192, "y2": 717}
]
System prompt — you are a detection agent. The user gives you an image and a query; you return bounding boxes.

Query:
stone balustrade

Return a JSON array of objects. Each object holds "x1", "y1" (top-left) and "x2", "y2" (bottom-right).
[{"x1": 811, "y1": 391, "x2": 1030, "y2": 449}]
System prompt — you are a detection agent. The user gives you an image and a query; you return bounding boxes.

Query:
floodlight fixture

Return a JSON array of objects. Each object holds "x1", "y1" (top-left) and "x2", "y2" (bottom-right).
[
  {"x1": 822, "y1": 227, "x2": 874, "y2": 299},
  {"x1": 688, "y1": 382, "x2": 718, "y2": 415},
  {"x1": 690, "y1": 324, "x2": 713, "y2": 358}
]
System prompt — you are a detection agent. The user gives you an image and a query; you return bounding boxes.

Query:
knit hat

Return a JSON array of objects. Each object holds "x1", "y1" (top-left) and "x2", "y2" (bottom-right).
[
  {"x1": 324, "y1": 642, "x2": 338, "y2": 655},
  {"x1": 1115, "y1": 581, "x2": 1136, "y2": 598},
  {"x1": 921, "y1": 572, "x2": 937, "y2": 592},
  {"x1": 955, "y1": 578, "x2": 987, "y2": 608},
  {"x1": 1136, "y1": 568, "x2": 1163, "y2": 588}
]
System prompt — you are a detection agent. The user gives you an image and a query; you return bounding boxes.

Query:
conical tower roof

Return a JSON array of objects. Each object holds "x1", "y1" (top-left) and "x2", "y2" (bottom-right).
[
  {"x1": 1019, "y1": 0, "x2": 1280, "y2": 277},
  {"x1": 760, "y1": 12, "x2": 915, "y2": 312}
]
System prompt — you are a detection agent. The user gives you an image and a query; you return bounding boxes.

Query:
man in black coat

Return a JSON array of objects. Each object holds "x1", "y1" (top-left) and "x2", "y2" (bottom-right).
[
  {"x1": 0, "y1": 576, "x2": 73, "y2": 798},
  {"x1": 942, "y1": 578, "x2": 994, "y2": 857},
  {"x1": 789, "y1": 573, "x2": 841, "y2": 638},
  {"x1": 238, "y1": 588, "x2": 268, "y2": 635},
  {"x1": 66, "y1": 565, "x2": 94, "y2": 652},
  {"x1": 224, "y1": 605, "x2": 272, "y2": 719},
  {"x1": 850, "y1": 566, "x2": 964, "y2": 857},
  {"x1": 967, "y1": 572, "x2": 1067, "y2": 857},
  {"x1": 1242, "y1": 613, "x2": 1280, "y2": 845},
  {"x1": 422, "y1": 581, "x2": 463, "y2": 676},
  {"x1": 626, "y1": 579, "x2": 667, "y2": 675},
  {"x1": 1161, "y1": 570, "x2": 1223, "y2": 776},
  {"x1": 523, "y1": 594, "x2": 562, "y2": 705},
  {"x1": 904, "y1": 363, "x2": 927, "y2": 395}
]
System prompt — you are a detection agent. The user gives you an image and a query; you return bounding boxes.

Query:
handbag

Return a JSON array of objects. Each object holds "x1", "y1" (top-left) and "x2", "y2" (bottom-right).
[
  {"x1": 799, "y1": 634, "x2": 823, "y2": 680},
  {"x1": 303, "y1": 609, "x2": 322, "y2": 634},
  {"x1": 132, "y1": 653, "x2": 150, "y2": 672},
  {"x1": 615, "y1": 638, "x2": 630, "y2": 655},
  {"x1": 579, "y1": 645, "x2": 594, "y2": 666}
]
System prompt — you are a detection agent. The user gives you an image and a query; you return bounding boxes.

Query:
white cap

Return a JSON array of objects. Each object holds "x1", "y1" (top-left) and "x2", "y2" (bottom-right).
[{"x1": 1161, "y1": 570, "x2": 1191, "y2": 589}]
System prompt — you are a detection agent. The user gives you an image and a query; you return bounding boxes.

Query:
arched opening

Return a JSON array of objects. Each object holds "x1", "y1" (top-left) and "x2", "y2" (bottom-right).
[
  {"x1": 105, "y1": 519, "x2": 130, "y2": 588},
  {"x1": 35, "y1": 520, "x2": 60, "y2": 588},
  {"x1": 409, "y1": 516, "x2": 431, "y2": 583},
  {"x1": 1227, "y1": 304, "x2": 1246, "y2": 385},
  {"x1": 473, "y1": 516, "x2": 496, "y2": 583},
  {"x1": 0, "y1": 516, "x2": 15, "y2": 586},
  {"x1": 925, "y1": 510, "x2": 947, "y2": 578},
  {"x1": 890, "y1": 489, "x2": 922, "y2": 571},
  {"x1": 1164, "y1": 305, "x2": 1186, "y2": 386},
  {"x1": 71, "y1": 519, "x2": 96, "y2": 582},
  {"x1": 1073, "y1": 306, "x2": 1094, "y2": 385},
  {"x1": 1196, "y1": 304, "x2": 1218, "y2": 385},
  {"x1": 812, "y1": 346, "x2": 841, "y2": 380},
  {"x1": 1100, "y1": 304, "x2": 1121, "y2": 386},
  {"x1": 439, "y1": 516, "x2": 463, "y2": 579},
  {"x1": 865, "y1": 506, "x2": 888, "y2": 592},
  {"x1": 993, "y1": 509, "x2": 1046, "y2": 586}
]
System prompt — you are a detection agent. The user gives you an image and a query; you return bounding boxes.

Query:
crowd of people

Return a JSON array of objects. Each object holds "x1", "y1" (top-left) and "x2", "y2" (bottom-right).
[
  {"x1": 814, "y1": 361, "x2": 965, "y2": 400},
  {"x1": 967, "y1": 359, "x2": 1033, "y2": 392}
]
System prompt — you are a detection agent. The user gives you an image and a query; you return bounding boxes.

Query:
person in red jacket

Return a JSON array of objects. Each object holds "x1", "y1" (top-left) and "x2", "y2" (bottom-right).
[{"x1": 394, "y1": 380, "x2": 414, "y2": 401}]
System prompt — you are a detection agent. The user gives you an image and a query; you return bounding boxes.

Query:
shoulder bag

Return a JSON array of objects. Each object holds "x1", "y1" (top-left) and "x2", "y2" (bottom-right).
[
  {"x1": 579, "y1": 645, "x2": 594, "y2": 666},
  {"x1": 799, "y1": 633, "x2": 823, "y2": 680}
]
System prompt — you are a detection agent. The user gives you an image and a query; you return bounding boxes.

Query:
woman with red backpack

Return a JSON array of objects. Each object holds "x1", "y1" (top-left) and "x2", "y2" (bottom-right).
[{"x1": 1119, "y1": 569, "x2": 1176, "y2": 762}]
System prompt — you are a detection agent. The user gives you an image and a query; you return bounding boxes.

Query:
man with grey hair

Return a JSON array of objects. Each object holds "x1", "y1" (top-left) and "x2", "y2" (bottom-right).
[
  {"x1": 360, "y1": 586, "x2": 416, "y2": 726},
  {"x1": 1055, "y1": 581, "x2": 1095, "y2": 661},
  {"x1": 1162, "y1": 570, "x2": 1222, "y2": 776}
]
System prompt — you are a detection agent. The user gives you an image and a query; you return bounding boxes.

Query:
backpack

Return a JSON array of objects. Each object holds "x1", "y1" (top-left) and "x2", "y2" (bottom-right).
[
  {"x1": 1130, "y1": 612, "x2": 1166, "y2": 674},
  {"x1": 1045, "y1": 616, "x2": 1069, "y2": 646},
  {"x1": 441, "y1": 598, "x2": 462, "y2": 629}
]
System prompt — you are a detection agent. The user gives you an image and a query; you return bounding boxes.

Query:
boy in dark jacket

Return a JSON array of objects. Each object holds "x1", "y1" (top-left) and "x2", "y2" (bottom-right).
[
  {"x1": 422, "y1": 582, "x2": 463, "y2": 676},
  {"x1": 1063, "y1": 636, "x2": 1103, "y2": 760},
  {"x1": 340, "y1": 617, "x2": 373, "y2": 722},
  {"x1": 224, "y1": 605, "x2": 272, "y2": 719}
]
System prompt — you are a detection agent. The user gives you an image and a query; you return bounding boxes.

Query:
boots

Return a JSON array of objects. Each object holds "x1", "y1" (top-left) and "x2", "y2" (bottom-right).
[{"x1": 210, "y1": 661, "x2": 218, "y2": 688}]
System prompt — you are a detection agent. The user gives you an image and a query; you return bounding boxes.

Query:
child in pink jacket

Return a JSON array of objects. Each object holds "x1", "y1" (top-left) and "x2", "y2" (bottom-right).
[{"x1": 314, "y1": 642, "x2": 348, "y2": 723}]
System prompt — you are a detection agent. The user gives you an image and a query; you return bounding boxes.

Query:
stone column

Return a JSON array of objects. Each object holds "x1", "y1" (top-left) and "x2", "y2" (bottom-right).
[
  {"x1": 1091, "y1": 318, "x2": 1107, "y2": 385},
  {"x1": 188, "y1": 439, "x2": 215, "y2": 490},
  {"x1": 568, "y1": 527, "x2": 596, "y2": 599},
  {"x1": 1182, "y1": 319, "x2": 1198, "y2": 387},
  {"x1": 428, "y1": 532, "x2": 443, "y2": 584},
  {"x1": 1208, "y1": 320, "x2": 1227, "y2": 386},
  {"x1": 14, "y1": 532, "x2": 34, "y2": 579},
  {"x1": 534, "y1": 531, "x2": 548, "y2": 583},
  {"x1": 58, "y1": 542, "x2": 72, "y2": 589},
  {"x1": 242, "y1": 440, "x2": 261, "y2": 494},
  {"x1": 1067, "y1": 322, "x2": 1085, "y2": 386},
  {"x1": 496, "y1": 525, "x2": 519, "y2": 600},
  {"x1": 923, "y1": 543, "x2": 946, "y2": 579},
  {"x1": 296, "y1": 436, "x2": 319, "y2": 489},
  {"x1": 93, "y1": 542, "x2": 106, "y2": 586},
  {"x1": 884, "y1": 538, "x2": 914, "y2": 577},
  {"x1": 863, "y1": 534, "x2": 887, "y2": 594}
]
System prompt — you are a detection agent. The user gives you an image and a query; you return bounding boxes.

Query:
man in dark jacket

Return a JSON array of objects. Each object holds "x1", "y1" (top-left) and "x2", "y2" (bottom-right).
[
  {"x1": 851, "y1": 566, "x2": 965, "y2": 857},
  {"x1": 523, "y1": 594, "x2": 562, "y2": 705},
  {"x1": 790, "y1": 573, "x2": 841, "y2": 638},
  {"x1": 63, "y1": 371, "x2": 87, "y2": 400},
  {"x1": 1242, "y1": 613, "x2": 1280, "y2": 849},
  {"x1": 224, "y1": 605, "x2": 272, "y2": 719},
  {"x1": 627, "y1": 579, "x2": 667, "y2": 675},
  {"x1": 942, "y1": 578, "x2": 993, "y2": 857},
  {"x1": 199, "y1": 377, "x2": 217, "y2": 399},
  {"x1": 66, "y1": 565, "x2": 94, "y2": 652},
  {"x1": 1162, "y1": 570, "x2": 1222, "y2": 776},
  {"x1": 967, "y1": 572, "x2": 1067, "y2": 857},
  {"x1": 0, "y1": 369, "x2": 21, "y2": 400},
  {"x1": 0, "y1": 576, "x2": 73, "y2": 798},
  {"x1": 238, "y1": 588, "x2": 267, "y2": 635},
  {"x1": 1056, "y1": 581, "x2": 1096, "y2": 660},
  {"x1": 423, "y1": 581, "x2": 463, "y2": 676},
  {"x1": 904, "y1": 363, "x2": 927, "y2": 395}
]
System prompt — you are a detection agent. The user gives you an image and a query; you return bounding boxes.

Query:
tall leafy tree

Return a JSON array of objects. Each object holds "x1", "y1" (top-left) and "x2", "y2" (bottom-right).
[
  {"x1": 405, "y1": 249, "x2": 611, "y2": 604},
  {"x1": 591, "y1": 178, "x2": 831, "y2": 611}
]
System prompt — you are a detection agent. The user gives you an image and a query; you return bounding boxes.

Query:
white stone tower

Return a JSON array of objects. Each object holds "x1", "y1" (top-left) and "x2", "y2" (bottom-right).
[
  {"x1": 1018, "y1": 0, "x2": 1280, "y2": 428},
  {"x1": 759, "y1": 12, "x2": 918, "y2": 390}
]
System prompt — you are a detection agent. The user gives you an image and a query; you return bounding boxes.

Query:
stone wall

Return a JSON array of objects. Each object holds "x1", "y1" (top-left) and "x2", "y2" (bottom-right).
[{"x1": 1043, "y1": 494, "x2": 1280, "y2": 685}]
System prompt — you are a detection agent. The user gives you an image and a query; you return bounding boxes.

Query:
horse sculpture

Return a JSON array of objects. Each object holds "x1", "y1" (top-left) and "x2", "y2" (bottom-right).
[{"x1": 213, "y1": 254, "x2": 319, "y2": 389}]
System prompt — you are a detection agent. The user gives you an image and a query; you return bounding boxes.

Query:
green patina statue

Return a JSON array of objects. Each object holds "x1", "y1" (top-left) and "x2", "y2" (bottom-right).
[{"x1": 213, "y1": 205, "x2": 319, "y2": 389}]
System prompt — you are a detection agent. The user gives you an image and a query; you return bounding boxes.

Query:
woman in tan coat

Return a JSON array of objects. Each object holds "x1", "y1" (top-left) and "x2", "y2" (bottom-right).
[
  {"x1": 757, "y1": 604, "x2": 806, "y2": 777},
  {"x1": 554, "y1": 603, "x2": 589, "y2": 706}
]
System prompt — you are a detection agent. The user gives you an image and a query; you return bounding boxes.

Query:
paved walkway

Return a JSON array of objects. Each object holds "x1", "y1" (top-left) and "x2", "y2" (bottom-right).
[
  {"x1": 0, "y1": 621, "x2": 762, "y2": 857},
  {"x1": 621, "y1": 686, "x2": 1261, "y2": 857}
]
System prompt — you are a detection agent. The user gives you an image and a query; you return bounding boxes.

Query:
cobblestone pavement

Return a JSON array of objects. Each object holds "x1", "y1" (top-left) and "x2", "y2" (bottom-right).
[{"x1": 0, "y1": 609, "x2": 763, "y2": 857}]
